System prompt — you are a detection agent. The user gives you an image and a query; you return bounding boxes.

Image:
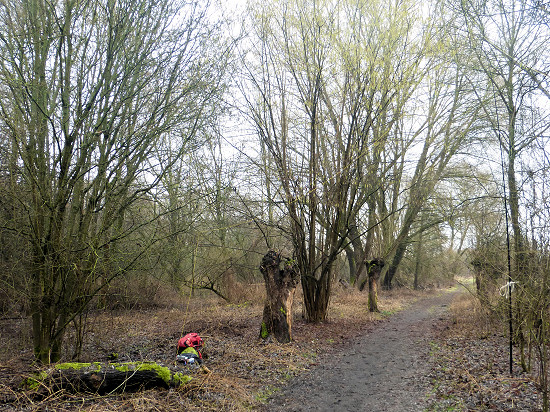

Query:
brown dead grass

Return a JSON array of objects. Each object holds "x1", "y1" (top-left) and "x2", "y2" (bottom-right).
[
  {"x1": 0, "y1": 283, "x2": 424, "y2": 411},
  {"x1": 426, "y1": 284, "x2": 543, "y2": 411},
  {"x1": 448, "y1": 289, "x2": 498, "y2": 337}
]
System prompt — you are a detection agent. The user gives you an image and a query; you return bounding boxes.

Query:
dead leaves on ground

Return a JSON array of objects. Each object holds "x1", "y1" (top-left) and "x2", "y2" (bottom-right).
[
  {"x1": 426, "y1": 296, "x2": 543, "y2": 412},
  {"x1": 1, "y1": 287, "x2": 398, "y2": 411}
]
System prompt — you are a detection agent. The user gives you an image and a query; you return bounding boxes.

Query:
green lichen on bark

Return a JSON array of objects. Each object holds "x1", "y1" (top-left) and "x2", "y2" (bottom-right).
[{"x1": 261, "y1": 322, "x2": 269, "y2": 339}]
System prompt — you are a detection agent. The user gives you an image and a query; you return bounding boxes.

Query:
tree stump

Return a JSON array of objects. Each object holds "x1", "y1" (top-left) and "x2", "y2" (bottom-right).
[
  {"x1": 259, "y1": 251, "x2": 300, "y2": 343},
  {"x1": 367, "y1": 258, "x2": 385, "y2": 312}
]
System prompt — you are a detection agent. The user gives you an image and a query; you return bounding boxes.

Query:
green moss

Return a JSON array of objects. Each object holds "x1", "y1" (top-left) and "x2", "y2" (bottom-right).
[
  {"x1": 25, "y1": 371, "x2": 49, "y2": 390},
  {"x1": 55, "y1": 362, "x2": 92, "y2": 370},
  {"x1": 112, "y1": 362, "x2": 173, "y2": 385},
  {"x1": 138, "y1": 363, "x2": 172, "y2": 385},
  {"x1": 53, "y1": 362, "x2": 102, "y2": 373},
  {"x1": 114, "y1": 364, "x2": 131, "y2": 372},
  {"x1": 173, "y1": 372, "x2": 193, "y2": 386},
  {"x1": 280, "y1": 306, "x2": 286, "y2": 316},
  {"x1": 260, "y1": 322, "x2": 269, "y2": 339}
]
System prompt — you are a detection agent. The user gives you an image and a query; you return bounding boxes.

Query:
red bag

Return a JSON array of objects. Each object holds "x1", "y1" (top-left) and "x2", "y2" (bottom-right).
[{"x1": 177, "y1": 333, "x2": 204, "y2": 358}]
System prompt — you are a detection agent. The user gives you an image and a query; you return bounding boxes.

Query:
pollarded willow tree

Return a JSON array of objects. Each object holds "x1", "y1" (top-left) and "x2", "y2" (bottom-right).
[
  {"x1": 241, "y1": 0, "x2": 442, "y2": 320},
  {"x1": 339, "y1": 1, "x2": 477, "y2": 292},
  {"x1": 0, "y1": 0, "x2": 229, "y2": 363}
]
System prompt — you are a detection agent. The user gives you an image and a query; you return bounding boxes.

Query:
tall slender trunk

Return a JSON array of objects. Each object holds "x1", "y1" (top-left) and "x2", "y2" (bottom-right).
[
  {"x1": 384, "y1": 242, "x2": 407, "y2": 290},
  {"x1": 414, "y1": 212, "x2": 425, "y2": 290}
]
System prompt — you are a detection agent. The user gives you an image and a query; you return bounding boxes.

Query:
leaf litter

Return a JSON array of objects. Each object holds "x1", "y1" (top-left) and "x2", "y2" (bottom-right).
[
  {"x1": 426, "y1": 292, "x2": 543, "y2": 411},
  {"x1": 0, "y1": 285, "x2": 545, "y2": 411}
]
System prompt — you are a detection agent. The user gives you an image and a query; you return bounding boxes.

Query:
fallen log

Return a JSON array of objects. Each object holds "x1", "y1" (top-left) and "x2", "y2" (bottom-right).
[{"x1": 26, "y1": 362, "x2": 193, "y2": 395}]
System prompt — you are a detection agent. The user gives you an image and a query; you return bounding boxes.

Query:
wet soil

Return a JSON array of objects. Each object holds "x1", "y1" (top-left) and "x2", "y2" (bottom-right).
[{"x1": 265, "y1": 290, "x2": 457, "y2": 411}]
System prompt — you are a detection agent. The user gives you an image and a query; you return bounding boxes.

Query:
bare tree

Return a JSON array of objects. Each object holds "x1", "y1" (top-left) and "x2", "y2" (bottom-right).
[
  {"x1": 381, "y1": 39, "x2": 481, "y2": 289},
  {"x1": 0, "y1": 0, "x2": 229, "y2": 362},
  {"x1": 457, "y1": 0, "x2": 549, "y2": 279},
  {"x1": 242, "y1": 0, "x2": 445, "y2": 318}
]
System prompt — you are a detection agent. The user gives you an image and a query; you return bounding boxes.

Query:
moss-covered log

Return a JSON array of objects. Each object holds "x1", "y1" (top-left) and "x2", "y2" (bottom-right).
[{"x1": 26, "y1": 362, "x2": 192, "y2": 394}]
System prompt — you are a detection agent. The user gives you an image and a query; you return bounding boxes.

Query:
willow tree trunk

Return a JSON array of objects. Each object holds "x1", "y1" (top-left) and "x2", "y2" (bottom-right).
[
  {"x1": 260, "y1": 251, "x2": 300, "y2": 343},
  {"x1": 367, "y1": 259, "x2": 385, "y2": 312},
  {"x1": 384, "y1": 242, "x2": 407, "y2": 290}
]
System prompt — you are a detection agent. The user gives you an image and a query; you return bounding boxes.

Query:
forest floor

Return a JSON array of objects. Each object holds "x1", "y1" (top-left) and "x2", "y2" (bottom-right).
[{"x1": 0, "y1": 280, "x2": 544, "y2": 411}]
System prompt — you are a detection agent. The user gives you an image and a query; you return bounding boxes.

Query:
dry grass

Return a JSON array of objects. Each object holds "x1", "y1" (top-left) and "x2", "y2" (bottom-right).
[
  {"x1": 426, "y1": 284, "x2": 543, "y2": 411},
  {"x1": 0, "y1": 282, "x2": 424, "y2": 411},
  {"x1": 446, "y1": 284, "x2": 506, "y2": 340}
]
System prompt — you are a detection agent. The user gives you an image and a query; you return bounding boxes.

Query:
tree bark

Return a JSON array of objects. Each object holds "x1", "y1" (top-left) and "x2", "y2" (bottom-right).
[
  {"x1": 384, "y1": 242, "x2": 407, "y2": 290},
  {"x1": 366, "y1": 259, "x2": 384, "y2": 312},
  {"x1": 348, "y1": 223, "x2": 367, "y2": 288},
  {"x1": 413, "y1": 212, "x2": 425, "y2": 290},
  {"x1": 260, "y1": 251, "x2": 300, "y2": 343},
  {"x1": 345, "y1": 245, "x2": 357, "y2": 286}
]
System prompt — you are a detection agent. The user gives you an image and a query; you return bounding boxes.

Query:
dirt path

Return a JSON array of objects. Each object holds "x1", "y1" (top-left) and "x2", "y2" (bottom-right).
[{"x1": 264, "y1": 289, "x2": 459, "y2": 411}]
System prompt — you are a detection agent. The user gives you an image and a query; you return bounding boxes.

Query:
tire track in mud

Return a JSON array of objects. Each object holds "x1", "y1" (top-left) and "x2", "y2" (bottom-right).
[{"x1": 264, "y1": 289, "x2": 459, "y2": 411}]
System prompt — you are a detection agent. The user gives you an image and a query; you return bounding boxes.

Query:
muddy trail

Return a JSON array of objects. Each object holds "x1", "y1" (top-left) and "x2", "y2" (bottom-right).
[{"x1": 264, "y1": 289, "x2": 459, "y2": 411}]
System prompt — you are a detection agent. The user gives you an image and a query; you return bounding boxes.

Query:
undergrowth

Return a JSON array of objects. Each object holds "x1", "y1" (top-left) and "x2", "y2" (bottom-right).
[{"x1": 0, "y1": 284, "x2": 420, "y2": 411}]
